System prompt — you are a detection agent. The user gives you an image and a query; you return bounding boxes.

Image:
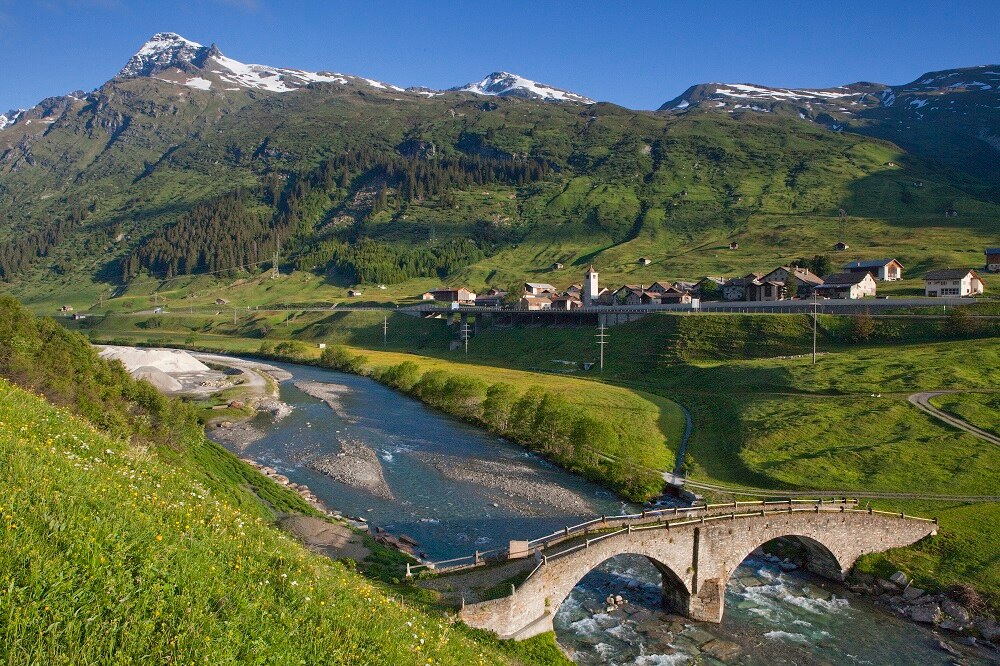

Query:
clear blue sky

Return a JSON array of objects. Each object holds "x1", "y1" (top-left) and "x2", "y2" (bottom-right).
[{"x1": 2, "y1": 0, "x2": 998, "y2": 112}]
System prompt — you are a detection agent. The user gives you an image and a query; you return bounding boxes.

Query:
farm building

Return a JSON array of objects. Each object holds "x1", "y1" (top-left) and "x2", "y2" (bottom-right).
[{"x1": 985, "y1": 248, "x2": 1000, "y2": 273}]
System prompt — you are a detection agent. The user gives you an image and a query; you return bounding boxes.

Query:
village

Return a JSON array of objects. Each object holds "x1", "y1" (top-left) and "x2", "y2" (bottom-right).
[{"x1": 417, "y1": 248, "x2": 997, "y2": 310}]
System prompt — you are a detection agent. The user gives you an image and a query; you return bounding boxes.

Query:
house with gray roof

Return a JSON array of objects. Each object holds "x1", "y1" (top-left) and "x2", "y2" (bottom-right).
[
  {"x1": 924, "y1": 269, "x2": 985, "y2": 297},
  {"x1": 842, "y1": 258, "x2": 903, "y2": 281}
]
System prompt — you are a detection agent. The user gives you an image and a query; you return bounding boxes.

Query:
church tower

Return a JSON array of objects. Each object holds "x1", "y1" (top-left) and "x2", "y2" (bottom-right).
[{"x1": 583, "y1": 265, "x2": 599, "y2": 306}]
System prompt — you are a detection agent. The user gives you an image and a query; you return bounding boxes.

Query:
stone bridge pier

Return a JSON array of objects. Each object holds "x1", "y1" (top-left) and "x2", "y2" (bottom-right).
[{"x1": 458, "y1": 510, "x2": 936, "y2": 640}]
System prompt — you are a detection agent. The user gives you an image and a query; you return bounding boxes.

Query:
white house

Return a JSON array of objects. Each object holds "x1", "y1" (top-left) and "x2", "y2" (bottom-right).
[
  {"x1": 524, "y1": 282, "x2": 556, "y2": 295},
  {"x1": 721, "y1": 274, "x2": 762, "y2": 301},
  {"x1": 816, "y1": 272, "x2": 877, "y2": 299},
  {"x1": 924, "y1": 269, "x2": 985, "y2": 297},
  {"x1": 761, "y1": 266, "x2": 824, "y2": 298},
  {"x1": 842, "y1": 259, "x2": 903, "y2": 281},
  {"x1": 519, "y1": 295, "x2": 553, "y2": 310}
]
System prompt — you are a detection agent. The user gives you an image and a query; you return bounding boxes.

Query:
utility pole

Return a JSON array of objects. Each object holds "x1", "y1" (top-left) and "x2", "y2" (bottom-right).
[
  {"x1": 383, "y1": 315, "x2": 388, "y2": 347},
  {"x1": 461, "y1": 321, "x2": 471, "y2": 355},
  {"x1": 272, "y1": 239, "x2": 281, "y2": 279},
  {"x1": 233, "y1": 306, "x2": 237, "y2": 325},
  {"x1": 596, "y1": 321, "x2": 609, "y2": 372}
]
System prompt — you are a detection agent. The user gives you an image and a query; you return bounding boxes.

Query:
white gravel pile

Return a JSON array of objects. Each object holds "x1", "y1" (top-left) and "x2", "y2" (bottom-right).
[{"x1": 98, "y1": 345, "x2": 210, "y2": 373}]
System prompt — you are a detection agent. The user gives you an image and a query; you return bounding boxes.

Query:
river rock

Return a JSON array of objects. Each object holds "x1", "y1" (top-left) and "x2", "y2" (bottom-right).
[
  {"x1": 684, "y1": 626, "x2": 718, "y2": 646},
  {"x1": 878, "y1": 578, "x2": 899, "y2": 592},
  {"x1": 701, "y1": 639, "x2": 742, "y2": 661},
  {"x1": 939, "y1": 619, "x2": 965, "y2": 633},
  {"x1": 941, "y1": 599, "x2": 971, "y2": 624},
  {"x1": 977, "y1": 619, "x2": 1000, "y2": 642},
  {"x1": 631, "y1": 609, "x2": 654, "y2": 624},
  {"x1": 909, "y1": 602, "x2": 941, "y2": 624},
  {"x1": 889, "y1": 571, "x2": 909, "y2": 586},
  {"x1": 902, "y1": 585, "x2": 925, "y2": 601}
]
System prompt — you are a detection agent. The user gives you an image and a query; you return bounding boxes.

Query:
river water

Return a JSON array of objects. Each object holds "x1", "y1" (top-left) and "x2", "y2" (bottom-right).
[
  {"x1": 214, "y1": 361, "x2": 633, "y2": 561},
  {"x1": 211, "y1": 360, "x2": 991, "y2": 665}
]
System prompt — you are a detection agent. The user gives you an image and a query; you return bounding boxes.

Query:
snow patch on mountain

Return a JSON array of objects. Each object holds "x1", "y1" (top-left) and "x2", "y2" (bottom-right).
[
  {"x1": 451, "y1": 72, "x2": 594, "y2": 104},
  {"x1": 0, "y1": 109, "x2": 24, "y2": 131},
  {"x1": 712, "y1": 83, "x2": 858, "y2": 102},
  {"x1": 119, "y1": 32, "x2": 400, "y2": 94}
]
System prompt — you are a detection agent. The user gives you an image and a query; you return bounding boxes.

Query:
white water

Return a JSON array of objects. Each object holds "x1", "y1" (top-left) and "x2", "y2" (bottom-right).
[{"x1": 553, "y1": 554, "x2": 991, "y2": 665}]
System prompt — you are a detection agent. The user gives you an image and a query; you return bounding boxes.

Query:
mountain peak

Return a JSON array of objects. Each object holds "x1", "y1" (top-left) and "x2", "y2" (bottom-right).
[
  {"x1": 451, "y1": 71, "x2": 594, "y2": 104},
  {"x1": 119, "y1": 32, "x2": 209, "y2": 78},
  {"x1": 115, "y1": 32, "x2": 404, "y2": 95}
]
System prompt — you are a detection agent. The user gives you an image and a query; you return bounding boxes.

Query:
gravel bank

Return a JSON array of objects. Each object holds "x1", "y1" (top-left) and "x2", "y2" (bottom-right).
[
  {"x1": 209, "y1": 420, "x2": 267, "y2": 452},
  {"x1": 293, "y1": 380, "x2": 354, "y2": 421},
  {"x1": 413, "y1": 452, "x2": 595, "y2": 516},
  {"x1": 306, "y1": 439, "x2": 394, "y2": 500}
]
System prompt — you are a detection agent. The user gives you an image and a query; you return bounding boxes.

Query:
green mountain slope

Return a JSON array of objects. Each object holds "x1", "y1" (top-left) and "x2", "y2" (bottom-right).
[{"x1": 1, "y1": 36, "x2": 998, "y2": 310}]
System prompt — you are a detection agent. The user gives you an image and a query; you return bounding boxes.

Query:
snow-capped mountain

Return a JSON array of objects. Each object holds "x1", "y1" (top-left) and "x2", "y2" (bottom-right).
[
  {"x1": 660, "y1": 81, "x2": 886, "y2": 116},
  {"x1": 117, "y1": 32, "x2": 404, "y2": 94},
  {"x1": 450, "y1": 72, "x2": 594, "y2": 104},
  {"x1": 0, "y1": 110, "x2": 23, "y2": 131},
  {"x1": 660, "y1": 66, "x2": 1000, "y2": 121}
]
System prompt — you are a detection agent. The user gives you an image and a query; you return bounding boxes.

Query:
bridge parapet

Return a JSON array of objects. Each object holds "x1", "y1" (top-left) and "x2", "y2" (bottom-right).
[{"x1": 408, "y1": 498, "x2": 861, "y2": 577}]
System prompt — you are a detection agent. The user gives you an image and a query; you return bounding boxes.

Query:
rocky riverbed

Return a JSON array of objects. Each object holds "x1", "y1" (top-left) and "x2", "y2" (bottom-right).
[
  {"x1": 413, "y1": 452, "x2": 595, "y2": 516},
  {"x1": 849, "y1": 569, "x2": 1000, "y2": 651},
  {"x1": 305, "y1": 439, "x2": 395, "y2": 500}
]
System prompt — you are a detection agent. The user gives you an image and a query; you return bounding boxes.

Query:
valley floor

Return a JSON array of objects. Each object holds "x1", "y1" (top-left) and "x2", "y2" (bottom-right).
[{"x1": 73, "y1": 307, "x2": 1000, "y2": 614}]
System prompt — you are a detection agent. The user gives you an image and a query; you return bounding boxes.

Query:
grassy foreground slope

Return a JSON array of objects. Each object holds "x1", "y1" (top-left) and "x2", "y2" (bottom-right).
[{"x1": 0, "y1": 297, "x2": 565, "y2": 665}]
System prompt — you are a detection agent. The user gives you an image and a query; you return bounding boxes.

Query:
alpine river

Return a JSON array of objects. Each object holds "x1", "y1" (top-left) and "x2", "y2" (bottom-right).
[{"x1": 211, "y1": 359, "x2": 992, "y2": 665}]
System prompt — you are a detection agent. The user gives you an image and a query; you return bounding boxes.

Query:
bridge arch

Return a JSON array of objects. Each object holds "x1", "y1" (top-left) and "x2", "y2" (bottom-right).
[
  {"x1": 723, "y1": 533, "x2": 847, "y2": 590},
  {"x1": 548, "y1": 552, "x2": 692, "y2": 622}
]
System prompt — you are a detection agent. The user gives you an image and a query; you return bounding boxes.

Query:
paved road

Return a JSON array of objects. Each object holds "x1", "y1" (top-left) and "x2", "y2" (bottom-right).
[{"x1": 908, "y1": 391, "x2": 1000, "y2": 447}]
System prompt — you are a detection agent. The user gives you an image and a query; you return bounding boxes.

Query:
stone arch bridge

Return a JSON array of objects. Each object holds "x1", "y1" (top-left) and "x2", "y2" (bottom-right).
[{"x1": 418, "y1": 501, "x2": 937, "y2": 640}]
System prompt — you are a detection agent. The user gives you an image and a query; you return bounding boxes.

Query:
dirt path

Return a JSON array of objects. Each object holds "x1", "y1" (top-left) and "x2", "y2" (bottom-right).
[
  {"x1": 278, "y1": 515, "x2": 370, "y2": 561},
  {"x1": 908, "y1": 391, "x2": 1000, "y2": 447}
]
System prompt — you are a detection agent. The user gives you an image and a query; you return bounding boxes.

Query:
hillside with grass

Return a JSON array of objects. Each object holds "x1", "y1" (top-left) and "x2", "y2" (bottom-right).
[{"x1": 0, "y1": 296, "x2": 566, "y2": 664}]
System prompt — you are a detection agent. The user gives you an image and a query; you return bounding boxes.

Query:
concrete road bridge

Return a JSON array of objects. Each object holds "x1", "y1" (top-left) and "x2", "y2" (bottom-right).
[{"x1": 411, "y1": 500, "x2": 937, "y2": 640}]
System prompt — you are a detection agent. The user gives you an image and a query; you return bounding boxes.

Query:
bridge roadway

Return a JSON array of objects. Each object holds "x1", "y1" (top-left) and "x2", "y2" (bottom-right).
[{"x1": 413, "y1": 500, "x2": 938, "y2": 640}]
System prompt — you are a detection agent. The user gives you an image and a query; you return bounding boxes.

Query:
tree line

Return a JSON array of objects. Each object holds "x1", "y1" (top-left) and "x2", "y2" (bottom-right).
[
  {"x1": 0, "y1": 207, "x2": 89, "y2": 280},
  {"x1": 295, "y1": 238, "x2": 486, "y2": 284},
  {"x1": 121, "y1": 147, "x2": 547, "y2": 282}
]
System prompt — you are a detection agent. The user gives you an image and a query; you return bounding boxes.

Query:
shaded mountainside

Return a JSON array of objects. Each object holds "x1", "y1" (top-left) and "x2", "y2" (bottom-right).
[{"x1": 0, "y1": 33, "x2": 998, "y2": 305}]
